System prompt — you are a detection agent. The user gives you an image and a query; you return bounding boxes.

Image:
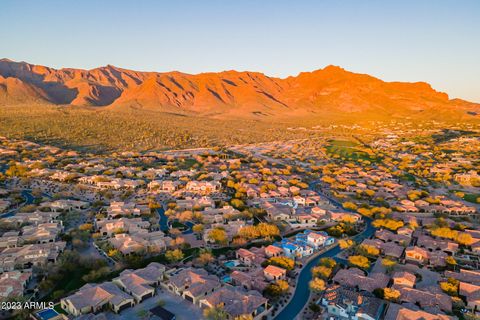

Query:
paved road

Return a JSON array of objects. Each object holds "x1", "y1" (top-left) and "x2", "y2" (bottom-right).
[
  {"x1": 274, "y1": 218, "x2": 375, "y2": 320},
  {"x1": 0, "y1": 190, "x2": 36, "y2": 218}
]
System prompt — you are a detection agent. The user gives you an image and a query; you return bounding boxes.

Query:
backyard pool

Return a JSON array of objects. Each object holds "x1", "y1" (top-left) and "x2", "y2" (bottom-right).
[
  {"x1": 36, "y1": 308, "x2": 60, "y2": 320},
  {"x1": 223, "y1": 260, "x2": 240, "y2": 268}
]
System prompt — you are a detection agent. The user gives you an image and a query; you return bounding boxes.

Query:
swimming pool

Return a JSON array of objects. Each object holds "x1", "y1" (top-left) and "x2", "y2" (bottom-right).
[
  {"x1": 36, "y1": 308, "x2": 60, "y2": 320},
  {"x1": 223, "y1": 260, "x2": 240, "y2": 268},
  {"x1": 222, "y1": 275, "x2": 232, "y2": 283}
]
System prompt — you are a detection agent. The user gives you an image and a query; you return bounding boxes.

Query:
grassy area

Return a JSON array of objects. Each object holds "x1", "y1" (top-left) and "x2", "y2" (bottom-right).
[
  {"x1": 326, "y1": 139, "x2": 374, "y2": 161},
  {"x1": 463, "y1": 193, "x2": 479, "y2": 204},
  {"x1": 171, "y1": 221, "x2": 187, "y2": 230}
]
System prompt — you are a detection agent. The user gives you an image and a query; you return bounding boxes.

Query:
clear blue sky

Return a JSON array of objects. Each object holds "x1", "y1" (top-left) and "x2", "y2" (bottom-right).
[{"x1": 1, "y1": 0, "x2": 479, "y2": 102}]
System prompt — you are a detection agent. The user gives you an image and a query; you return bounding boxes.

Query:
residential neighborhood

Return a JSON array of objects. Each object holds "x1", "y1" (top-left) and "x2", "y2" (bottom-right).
[{"x1": 0, "y1": 122, "x2": 478, "y2": 320}]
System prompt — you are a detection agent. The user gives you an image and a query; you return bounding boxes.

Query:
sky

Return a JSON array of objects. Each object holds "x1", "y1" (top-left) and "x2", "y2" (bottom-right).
[{"x1": 1, "y1": 0, "x2": 479, "y2": 102}]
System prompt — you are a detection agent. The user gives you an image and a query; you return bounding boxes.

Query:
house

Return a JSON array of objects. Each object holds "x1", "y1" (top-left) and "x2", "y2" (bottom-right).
[
  {"x1": 302, "y1": 230, "x2": 335, "y2": 248},
  {"x1": 199, "y1": 286, "x2": 268, "y2": 320},
  {"x1": 311, "y1": 207, "x2": 327, "y2": 219},
  {"x1": 109, "y1": 234, "x2": 146, "y2": 255},
  {"x1": 293, "y1": 196, "x2": 306, "y2": 206},
  {"x1": 176, "y1": 197, "x2": 215, "y2": 211},
  {"x1": 273, "y1": 238, "x2": 313, "y2": 259},
  {"x1": 445, "y1": 269, "x2": 480, "y2": 286},
  {"x1": 61, "y1": 282, "x2": 135, "y2": 316},
  {"x1": 0, "y1": 231, "x2": 20, "y2": 249},
  {"x1": 2, "y1": 210, "x2": 61, "y2": 226},
  {"x1": 0, "y1": 242, "x2": 66, "y2": 272},
  {"x1": 0, "y1": 270, "x2": 32, "y2": 299},
  {"x1": 106, "y1": 202, "x2": 143, "y2": 218},
  {"x1": 113, "y1": 262, "x2": 165, "y2": 303},
  {"x1": 265, "y1": 245, "x2": 283, "y2": 258},
  {"x1": 262, "y1": 202, "x2": 294, "y2": 221},
  {"x1": 394, "y1": 285, "x2": 452, "y2": 313},
  {"x1": 263, "y1": 265, "x2": 286, "y2": 281},
  {"x1": 109, "y1": 232, "x2": 168, "y2": 255},
  {"x1": 333, "y1": 268, "x2": 389, "y2": 292},
  {"x1": 330, "y1": 212, "x2": 361, "y2": 223},
  {"x1": 166, "y1": 268, "x2": 221, "y2": 306},
  {"x1": 405, "y1": 246, "x2": 429, "y2": 264},
  {"x1": 320, "y1": 285, "x2": 385, "y2": 320},
  {"x1": 148, "y1": 180, "x2": 179, "y2": 192},
  {"x1": 185, "y1": 181, "x2": 221, "y2": 194},
  {"x1": 96, "y1": 218, "x2": 150, "y2": 237},
  {"x1": 396, "y1": 227, "x2": 413, "y2": 238},
  {"x1": 384, "y1": 303, "x2": 453, "y2": 320},
  {"x1": 21, "y1": 222, "x2": 63, "y2": 244},
  {"x1": 375, "y1": 229, "x2": 410, "y2": 245},
  {"x1": 459, "y1": 281, "x2": 480, "y2": 312},
  {"x1": 236, "y1": 248, "x2": 266, "y2": 266},
  {"x1": 271, "y1": 230, "x2": 329, "y2": 259},
  {"x1": 295, "y1": 214, "x2": 317, "y2": 224},
  {"x1": 42, "y1": 199, "x2": 89, "y2": 212},
  {"x1": 454, "y1": 170, "x2": 479, "y2": 185},
  {"x1": 230, "y1": 270, "x2": 268, "y2": 293},
  {"x1": 362, "y1": 239, "x2": 404, "y2": 260},
  {"x1": 417, "y1": 235, "x2": 458, "y2": 254},
  {"x1": 392, "y1": 271, "x2": 416, "y2": 288}
]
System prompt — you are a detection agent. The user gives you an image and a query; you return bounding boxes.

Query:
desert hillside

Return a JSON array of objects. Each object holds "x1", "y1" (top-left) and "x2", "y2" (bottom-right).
[{"x1": 0, "y1": 58, "x2": 478, "y2": 119}]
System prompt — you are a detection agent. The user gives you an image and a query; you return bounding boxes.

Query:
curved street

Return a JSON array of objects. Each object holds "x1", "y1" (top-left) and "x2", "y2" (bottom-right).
[{"x1": 274, "y1": 217, "x2": 375, "y2": 320}]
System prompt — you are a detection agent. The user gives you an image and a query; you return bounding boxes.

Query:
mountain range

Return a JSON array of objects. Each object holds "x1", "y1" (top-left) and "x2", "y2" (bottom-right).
[{"x1": 0, "y1": 58, "x2": 478, "y2": 120}]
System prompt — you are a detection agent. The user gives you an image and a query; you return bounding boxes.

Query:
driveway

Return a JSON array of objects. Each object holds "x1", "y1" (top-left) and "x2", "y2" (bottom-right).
[{"x1": 106, "y1": 288, "x2": 204, "y2": 320}]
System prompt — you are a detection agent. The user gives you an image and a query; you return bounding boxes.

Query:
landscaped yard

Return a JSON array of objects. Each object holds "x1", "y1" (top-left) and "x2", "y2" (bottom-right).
[
  {"x1": 463, "y1": 193, "x2": 480, "y2": 204},
  {"x1": 326, "y1": 139, "x2": 375, "y2": 161}
]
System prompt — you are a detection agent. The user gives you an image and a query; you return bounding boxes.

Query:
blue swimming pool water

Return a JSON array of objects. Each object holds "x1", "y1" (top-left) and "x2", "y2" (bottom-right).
[
  {"x1": 37, "y1": 309, "x2": 60, "y2": 320},
  {"x1": 224, "y1": 260, "x2": 238, "y2": 268}
]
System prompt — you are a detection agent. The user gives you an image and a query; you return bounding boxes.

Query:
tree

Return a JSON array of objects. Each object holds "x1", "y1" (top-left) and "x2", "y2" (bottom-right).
[
  {"x1": 108, "y1": 249, "x2": 121, "y2": 259},
  {"x1": 456, "y1": 232, "x2": 474, "y2": 246},
  {"x1": 445, "y1": 256, "x2": 457, "y2": 268},
  {"x1": 357, "y1": 244, "x2": 380, "y2": 257},
  {"x1": 207, "y1": 228, "x2": 228, "y2": 245},
  {"x1": 195, "y1": 251, "x2": 214, "y2": 266},
  {"x1": 311, "y1": 266, "x2": 332, "y2": 280},
  {"x1": 165, "y1": 249, "x2": 184, "y2": 263},
  {"x1": 309, "y1": 303, "x2": 321, "y2": 313},
  {"x1": 318, "y1": 257, "x2": 337, "y2": 269},
  {"x1": 192, "y1": 224, "x2": 204, "y2": 234},
  {"x1": 372, "y1": 219, "x2": 404, "y2": 231},
  {"x1": 451, "y1": 296, "x2": 465, "y2": 311},
  {"x1": 343, "y1": 202, "x2": 358, "y2": 211},
  {"x1": 264, "y1": 257, "x2": 295, "y2": 271},
  {"x1": 309, "y1": 278, "x2": 326, "y2": 293},
  {"x1": 357, "y1": 207, "x2": 373, "y2": 217},
  {"x1": 238, "y1": 223, "x2": 279, "y2": 240},
  {"x1": 204, "y1": 304, "x2": 228, "y2": 320},
  {"x1": 230, "y1": 198, "x2": 245, "y2": 209},
  {"x1": 381, "y1": 258, "x2": 397, "y2": 273},
  {"x1": 234, "y1": 315, "x2": 254, "y2": 320},
  {"x1": 440, "y1": 278, "x2": 459, "y2": 296},
  {"x1": 383, "y1": 288, "x2": 400, "y2": 302},
  {"x1": 78, "y1": 223, "x2": 93, "y2": 232},
  {"x1": 348, "y1": 255, "x2": 370, "y2": 269},
  {"x1": 265, "y1": 280, "x2": 289, "y2": 297},
  {"x1": 339, "y1": 239, "x2": 355, "y2": 250}
]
